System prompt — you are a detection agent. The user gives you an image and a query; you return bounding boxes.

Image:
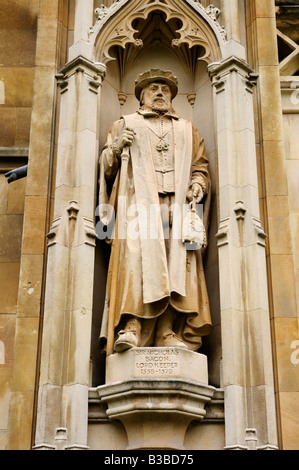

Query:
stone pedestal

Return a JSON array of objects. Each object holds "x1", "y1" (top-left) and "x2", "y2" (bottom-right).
[
  {"x1": 106, "y1": 347, "x2": 209, "y2": 384},
  {"x1": 97, "y1": 348, "x2": 216, "y2": 450}
]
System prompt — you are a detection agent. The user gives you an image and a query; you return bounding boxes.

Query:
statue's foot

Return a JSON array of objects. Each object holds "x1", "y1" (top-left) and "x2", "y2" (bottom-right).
[
  {"x1": 155, "y1": 332, "x2": 188, "y2": 349},
  {"x1": 114, "y1": 330, "x2": 139, "y2": 353}
]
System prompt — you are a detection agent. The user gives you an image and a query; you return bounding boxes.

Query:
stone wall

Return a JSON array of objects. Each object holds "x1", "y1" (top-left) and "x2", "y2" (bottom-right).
[
  {"x1": 0, "y1": 0, "x2": 69, "y2": 451},
  {"x1": 0, "y1": 0, "x2": 39, "y2": 450},
  {"x1": 246, "y1": 0, "x2": 299, "y2": 450},
  {"x1": 0, "y1": 0, "x2": 298, "y2": 451}
]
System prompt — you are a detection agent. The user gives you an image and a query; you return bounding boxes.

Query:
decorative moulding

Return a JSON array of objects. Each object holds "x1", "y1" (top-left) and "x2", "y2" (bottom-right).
[
  {"x1": 186, "y1": 1, "x2": 227, "y2": 42},
  {"x1": 56, "y1": 55, "x2": 106, "y2": 95},
  {"x1": 215, "y1": 217, "x2": 230, "y2": 247}
]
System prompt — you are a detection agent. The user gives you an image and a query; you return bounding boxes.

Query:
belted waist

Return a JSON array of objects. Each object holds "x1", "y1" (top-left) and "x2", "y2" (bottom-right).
[{"x1": 155, "y1": 168, "x2": 174, "y2": 174}]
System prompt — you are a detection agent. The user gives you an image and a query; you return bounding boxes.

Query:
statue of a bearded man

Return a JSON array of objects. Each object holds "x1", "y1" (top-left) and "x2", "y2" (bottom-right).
[{"x1": 98, "y1": 69, "x2": 212, "y2": 354}]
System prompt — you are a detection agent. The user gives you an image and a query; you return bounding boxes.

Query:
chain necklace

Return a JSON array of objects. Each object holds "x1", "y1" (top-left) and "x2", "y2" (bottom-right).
[{"x1": 146, "y1": 115, "x2": 172, "y2": 153}]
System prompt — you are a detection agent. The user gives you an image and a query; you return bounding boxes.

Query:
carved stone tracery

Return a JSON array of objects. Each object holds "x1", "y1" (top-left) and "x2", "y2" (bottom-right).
[{"x1": 90, "y1": 0, "x2": 225, "y2": 70}]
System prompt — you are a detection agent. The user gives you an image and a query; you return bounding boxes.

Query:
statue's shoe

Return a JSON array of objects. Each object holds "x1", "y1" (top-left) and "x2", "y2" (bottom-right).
[
  {"x1": 114, "y1": 331, "x2": 139, "y2": 353},
  {"x1": 155, "y1": 332, "x2": 188, "y2": 349}
]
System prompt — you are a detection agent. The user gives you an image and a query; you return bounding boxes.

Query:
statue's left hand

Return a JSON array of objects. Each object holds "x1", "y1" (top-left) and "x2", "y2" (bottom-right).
[{"x1": 187, "y1": 183, "x2": 204, "y2": 204}]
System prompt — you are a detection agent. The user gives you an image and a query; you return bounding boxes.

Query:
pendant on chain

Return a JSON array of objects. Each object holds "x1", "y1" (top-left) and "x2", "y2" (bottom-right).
[{"x1": 156, "y1": 140, "x2": 169, "y2": 152}]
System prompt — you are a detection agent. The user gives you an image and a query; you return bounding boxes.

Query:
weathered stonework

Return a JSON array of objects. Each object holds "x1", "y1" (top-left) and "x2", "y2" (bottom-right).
[
  {"x1": 0, "y1": 0, "x2": 298, "y2": 451},
  {"x1": 96, "y1": 348, "x2": 215, "y2": 450}
]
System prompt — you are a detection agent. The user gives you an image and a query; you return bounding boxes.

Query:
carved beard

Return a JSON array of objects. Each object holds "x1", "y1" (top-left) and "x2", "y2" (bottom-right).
[
  {"x1": 140, "y1": 103, "x2": 175, "y2": 115},
  {"x1": 150, "y1": 97, "x2": 170, "y2": 112},
  {"x1": 151, "y1": 103, "x2": 169, "y2": 114}
]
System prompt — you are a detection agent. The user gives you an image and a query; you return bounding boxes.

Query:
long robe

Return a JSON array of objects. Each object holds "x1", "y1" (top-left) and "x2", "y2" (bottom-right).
[{"x1": 98, "y1": 109, "x2": 212, "y2": 351}]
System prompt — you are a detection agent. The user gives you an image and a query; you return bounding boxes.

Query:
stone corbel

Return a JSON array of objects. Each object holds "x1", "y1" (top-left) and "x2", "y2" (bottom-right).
[
  {"x1": 246, "y1": 72, "x2": 259, "y2": 93},
  {"x1": 56, "y1": 73, "x2": 68, "y2": 94},
  {"x1": 252, "y1": 216, "x2": 268, "y2": 247},
  {"x1": 89, "y1": 78, "x2": 102, "y2": 94},
  {"x1": 118, "y1": 92, "x2": 127, "y2": 106},
  {"x1": 97, "y1": 379, "x2": 215, "y2": 450},
  {"x1": 208, "y1": 65, "x2": 226, "y2": 94},
  {"x1": 213, "y1": 78, "x2": 226, "y2": 94},
  {"x1": 46, "y1": 217, "x2": 62, "y2": 247},
  {"x1": 215, "y1": 217, "x2": 230, "y2": 247},
  {"x1": 187, "y1": 93, "x2": 197, "y2": 106},
  {"x1": 83, "y1": 216, "x2": 97, "y2": 247}
]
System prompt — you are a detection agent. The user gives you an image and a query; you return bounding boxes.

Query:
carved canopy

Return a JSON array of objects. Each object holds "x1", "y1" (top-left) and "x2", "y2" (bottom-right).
[{"x1": 89, "y1": 0, "x2": 225, "y2": 73}]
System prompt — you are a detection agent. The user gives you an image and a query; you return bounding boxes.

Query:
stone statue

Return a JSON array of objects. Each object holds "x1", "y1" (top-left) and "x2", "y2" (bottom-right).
[{"x1": 99, "y1": 69, "x2": 212, "y2": 354}]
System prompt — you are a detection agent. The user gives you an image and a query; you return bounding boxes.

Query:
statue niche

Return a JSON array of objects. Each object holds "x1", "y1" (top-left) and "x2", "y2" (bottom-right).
[
  {"x1": 98, "y1": 68, "x2": 212, "y2": 356},
  {"x1": 91, "y1": 2, "x2": 222, "y2": 389},
  {"x1": 95, "y1": 67, "x2": 217, "y2": 452}
]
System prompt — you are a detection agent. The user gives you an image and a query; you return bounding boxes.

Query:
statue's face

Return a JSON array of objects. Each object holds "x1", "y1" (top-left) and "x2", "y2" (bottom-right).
[{"x1": 141, "y1": 82, "x2": 172, "y2": 111}]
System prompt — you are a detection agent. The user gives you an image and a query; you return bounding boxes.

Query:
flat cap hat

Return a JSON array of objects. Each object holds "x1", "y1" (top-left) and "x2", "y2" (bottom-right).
[{"x1": 135, "y1": 69, "x2": 178, "y2": 101}]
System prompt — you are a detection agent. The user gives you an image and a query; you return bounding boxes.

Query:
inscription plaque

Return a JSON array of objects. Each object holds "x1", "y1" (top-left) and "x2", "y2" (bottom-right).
[
  {"x1": 135, "y1": 348, "x2": 179, "y2": 376},
  {"x1": 106, "y1": 347, "x2": 209, "y2": 384}
]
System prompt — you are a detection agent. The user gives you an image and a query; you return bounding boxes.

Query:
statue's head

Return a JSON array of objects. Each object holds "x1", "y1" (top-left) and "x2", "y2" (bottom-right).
[{"x1": 135, "y1": 69, "x2": 178, "y2": 112}]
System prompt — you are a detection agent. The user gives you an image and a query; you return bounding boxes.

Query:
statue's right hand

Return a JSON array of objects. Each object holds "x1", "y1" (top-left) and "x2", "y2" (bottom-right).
[{"x1": 117, "y1": 128, "x2": 135, "y2": 150}]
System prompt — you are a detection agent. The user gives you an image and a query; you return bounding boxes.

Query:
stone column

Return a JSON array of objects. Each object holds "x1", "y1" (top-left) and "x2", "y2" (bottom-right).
[
  {"x1": 33, "y1": 56, "x2": 106, "y2": 450},
  {"x1": 208, "y1": 56, "x2": 278, "y2": 450},
  {"x1": 74, "y1": 0, "x2": 94, "y2": 43},
  {"x1": 220, "y1": 0, "x2": 241, "y2": 44},
  {"x1": 219, "y1": 0, "x2": 246, "y2": 62},
  {"x1": 69, "y1": 0, "x2": 94, "y2": 61}
]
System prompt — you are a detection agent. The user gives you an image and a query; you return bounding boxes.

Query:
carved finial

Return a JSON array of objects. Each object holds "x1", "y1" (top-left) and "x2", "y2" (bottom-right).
[
  {"x1": 95, "y1": 5, "x2": 109, "y2": 21},
  {"x1": 205, "y1": 5, "x2": 221, "y2": 21},
  {"x1": 192, "y1": 1, "x2": 227, "y2": 41}
]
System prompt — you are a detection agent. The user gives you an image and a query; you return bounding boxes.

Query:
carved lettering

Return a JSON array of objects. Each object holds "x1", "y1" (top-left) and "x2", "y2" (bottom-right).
[{"x1": 135, "y1": 348, "x2": 180, "y2": 376}]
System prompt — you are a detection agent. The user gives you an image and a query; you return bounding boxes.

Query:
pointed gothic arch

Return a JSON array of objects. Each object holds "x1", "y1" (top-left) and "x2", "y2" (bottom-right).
[
  {"x1": 92, "y1": 0, "x2": 226, "y2": 140},
  {"x1": 90, "y1": 0, "x2": 226, "y2": 65}
]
